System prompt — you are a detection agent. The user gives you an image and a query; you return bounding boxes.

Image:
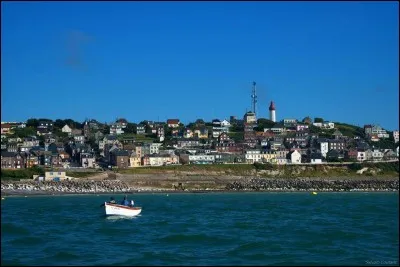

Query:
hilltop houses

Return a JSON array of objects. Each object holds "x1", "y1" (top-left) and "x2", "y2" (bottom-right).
[{"x1": 0, "y1": 112, "x2": 398, "y2": 170}]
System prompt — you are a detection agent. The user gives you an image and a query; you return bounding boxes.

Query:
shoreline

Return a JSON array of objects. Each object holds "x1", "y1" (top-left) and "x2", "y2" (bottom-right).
[
  {"x1": 2, "y1": 189, "x2": 399, "y2": 197},
  {"x1": 1, "y1": 176, "x2": 398, "y2": 197}
]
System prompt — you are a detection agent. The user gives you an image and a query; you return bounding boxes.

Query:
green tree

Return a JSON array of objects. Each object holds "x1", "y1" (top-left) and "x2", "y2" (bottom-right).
[
  {"x1": 125, "y1": 123, "x2": 137, "y2": 134},
  {"x1": 26, "y1": 118, "x2": 39, "y2": 128},
  {"x1": 314, "y1": 117, "x2": 324, "y2": 123},
  {"x1": 255, "y1": 118, "x2": 275, "y2": 131},
  {"x1": 54, "y1": 119, "x2": 65, "y2": 129},
  {"x1": 11, "y1": 127, "x2": 36, "y2": 138},
  {"x1": 302, "y1": 116, "x2": 312, "y2": 124}
]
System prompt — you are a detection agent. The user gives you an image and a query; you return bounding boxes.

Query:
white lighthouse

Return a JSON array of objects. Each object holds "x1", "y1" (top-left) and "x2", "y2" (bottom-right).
[{"x1": 269, "y1": 101, "x2": 276, "y2": 122}]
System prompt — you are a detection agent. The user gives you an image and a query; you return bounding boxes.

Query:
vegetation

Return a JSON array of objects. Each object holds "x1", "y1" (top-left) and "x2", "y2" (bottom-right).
[
  {"x1": 314, "y1": 117, "x2": 324, "y2": 123},
  {"x1": 334, "y1": 122, "x2": 365, "y2": 138},
  {"x1": 1, "y1": 166, "x2": 45, "y2": 181}
]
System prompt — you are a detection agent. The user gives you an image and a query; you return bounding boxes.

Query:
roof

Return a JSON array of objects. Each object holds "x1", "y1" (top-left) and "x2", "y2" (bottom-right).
[
  {"x1": 167, "y1": 119, "x2": 180, "y2": 124},
  {"x1": 113, "y1": 150, "x2": 130, "y2": 156},
  {"x1": 269, "y1": 101, "x2": 276, "y2": 111},
  {"x1": 1, "y1": 151, "x2": 17, "y2": 157}
]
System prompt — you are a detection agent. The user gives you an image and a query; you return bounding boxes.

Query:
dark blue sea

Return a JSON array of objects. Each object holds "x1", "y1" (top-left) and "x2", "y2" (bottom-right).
[{"x1": 1, "y1": 192, "x2": 399, "y2": 266}]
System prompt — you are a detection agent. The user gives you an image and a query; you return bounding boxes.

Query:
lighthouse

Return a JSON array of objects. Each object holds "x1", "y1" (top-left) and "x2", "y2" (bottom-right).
[{"x1": 269, "y1": 101, "x2": 276, "y2": 122}]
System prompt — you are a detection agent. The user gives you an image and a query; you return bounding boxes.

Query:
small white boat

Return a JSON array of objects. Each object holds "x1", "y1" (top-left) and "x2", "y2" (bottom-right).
[{"x1": 104, "y1": 202, "x2": 142, "y2": 217}]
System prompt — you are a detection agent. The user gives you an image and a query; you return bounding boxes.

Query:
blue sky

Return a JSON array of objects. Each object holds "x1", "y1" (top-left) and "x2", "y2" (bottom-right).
[{"x1": 1, "y1": 1, "x2": 399, "y2": 130}]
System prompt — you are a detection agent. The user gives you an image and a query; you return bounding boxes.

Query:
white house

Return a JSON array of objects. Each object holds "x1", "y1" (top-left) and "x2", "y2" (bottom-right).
[
  {"x1": 357, "y1": 151, "x2": 366, "y2": 162},
  {"x1": 289, "y1": 150, "x2": 302, "y2": 164},
  {"x1": 179, "y1": 154, "x2": 215, "y2": 164},
  {"x1": 245, "y1": 149, "x2": 263, "y2": 164},
  {"x1": 393, "y1": 131, "x2": 399, "y2": 143},
  {"x1": 62, "y1": 124, "x2": 72, "y2": 134},
  {"x1": 313, "y1": 122, "x2": 335, "y2": 129},
  {"x1": 319, "y1": 139, "x2": 329, "y2": 157}
]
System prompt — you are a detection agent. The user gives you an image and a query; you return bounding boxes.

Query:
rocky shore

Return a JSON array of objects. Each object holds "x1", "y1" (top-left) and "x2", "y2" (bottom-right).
[
  {"x1": 1, "y1": 177, "x2": 399, "y2": 195},
  {"x1": 225, "y1": 178, "x2": 399, "y2": 191},
  {"x1": 1, "y1": 180, "x2": 132, "y2": 195}
]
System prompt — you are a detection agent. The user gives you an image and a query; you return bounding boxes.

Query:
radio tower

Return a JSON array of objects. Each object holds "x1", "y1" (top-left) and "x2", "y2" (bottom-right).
[{"x1": 251, "y1": 81, "x2": 257, "y2": 116}]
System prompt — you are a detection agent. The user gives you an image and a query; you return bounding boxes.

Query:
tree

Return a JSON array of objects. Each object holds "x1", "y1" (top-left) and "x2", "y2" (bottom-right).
[
  {"x1": 314, "y1": 118, "x2": 324, "y2": 123},
  {"x1": 125, "y1": 123, "x2": 137, "y2": 134},
  {"x1": 255, "y1": 118, "x2": 275, "y2": 131},
  {"x1": 26, "y1": 118, "x2": 39, "y2": 128},
  {"x1": 302, "y1": 116, "x2": 312, "y2": 124},
  {"x1": 11, "y1": 127, "x2": 36, "y2": 138},
  {"x1": 195, "y1": 119, "x2": 205, "y2": 125},
  {"x1": 102, "y1": 125, "x2": 110, "y2": 135},
  {"x1": 54, "y1": 119, "x2": 65, "y2": 129}
]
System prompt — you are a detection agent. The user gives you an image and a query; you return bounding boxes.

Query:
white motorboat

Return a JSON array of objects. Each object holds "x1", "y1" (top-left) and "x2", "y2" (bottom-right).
[{"x1": 104, "y1": 202, "x2": 142, "y2": 217}]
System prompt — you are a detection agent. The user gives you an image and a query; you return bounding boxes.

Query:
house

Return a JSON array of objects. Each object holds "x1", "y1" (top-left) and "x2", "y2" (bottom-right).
[
  {"x1": 71, "y1": 128, "x2": 83, "y2": 136},
  {"x1": 23, "y1": 136, "x2": 39, "y2": 148},
  {"x1": 74, "y1": 135, "x2": 85, "y2": 144},
  {"x1": 215, "y1": 140, "x2": 243, "y2": 154},
  {"x1": 81, "y1": 153, "x2": 96, "y2": 168},
  {"x1": 129, "y1": 152, "x2": 142, "y2": 167},
  {"x1": 364, "y1": 125, "x2": 389, "y2": 139},
  {"x1": 393, "y1": 131, "x2": 399, "y2": 143},
  {"x1": 142, "y1": 154, "x2": 179, "y2": 166},
  {"x1": 371, "y1": 149, "x2": 384, "y2": 161},
  {"x1": 212, "y1": 119, "x2": 230, "y2": 138},
  {"x1": 109, "y1": 123, "x2": 124, "y2": 135},
  {"x1": 7, "y1": 142, "x2": 18, "y2": 153},
  {"x1": 283, "y1": 119, "x2": 298, "y2": 128},
  {"x1": 1, "y1": 124, "x2": 12, "y2": 135},
  {"x1": 296, "y1": 124, "x2": 309, "y2": 131},
  {"x1": 45, "y1": 171, "x2": 67, "y2": 181},
  {"x1": 115, "y1": 118, "x2": 128, "y2": 128},
  {"x1": 383, "y1": 150, "x2": 397, "y2": 160},
  {"x1": 326, "y1": 149, "x2": 345, "y2": 161},
  {"x1": 26, "y1": 151, "x2": 40, "y2": 168},
  {"x1": 193, "y1": 127, "x2": 208, "y2": 139},
  {"x1": 179, "y1": 153, "x2": 215, "y2": 164},
  {"x1": 175, "y1": 139, "x2": 200, "y2": 148},
  {"x1": 333, "y1": 129, "x2": 343, "y2": 139},
  {"x1": 167, "y1": 119, "x2": 180, "y2": 128},
  {"x1": 37, "y1": 128, "x2": 52, "y2": 136},
  {"x1": 357, "y1": 149, "x2": 366, "y2": 162},
  {"x1": 287, "y1": 150, "x2": 301, "y2": 164},
  {"x1": 183, "y1": 128, "x2": 194, "y2": 138},
  {"x1": 261, "y1": 150, "x2": 277, "y2": 164},
  {"x1": 110, "y1": 149, "x2": 130, "y2": 168},
  {"x1": 317, "y1": 138, "x2": 329, "y2": 157},
  {"x1": 313, "y1": 121, "x2": 335, "y2": 129},
  {"x1": 38, "y1": 120, "x2": 53, "y2": 129},
  {"x1": 1, "y1": 151, "x2": 25, "y2": 169},
  {"x1": 265, "y1": 123, "x2": 285, "y2": 134},
  {"x1": 243, "y1": 112, "x2": 256, "y2": 124},
  {"x1": 157, "y1": 126, "x2": 165, "y2": 142},
  {"x1": 135, "y1": 124, "x2": 146, "y2": 135},
  {"x1": 345, "y1": 149, "x2": 358, "y2": 161},
  {"x1": 245, "y1": 149, "x2": 263, "y2": 164},
  {"x1": 328, "y1": 139, "x2": 345, "y2": 151},
  {"x1": 62, "y1": 124, "x2": 72, "y2": 135},
  {"x1": 310, "y1": 152, "x2": 323, "y2": 164}
]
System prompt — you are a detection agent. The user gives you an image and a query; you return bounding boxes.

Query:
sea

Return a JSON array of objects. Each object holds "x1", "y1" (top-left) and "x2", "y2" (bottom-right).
[{"x1": 1, "y1": 192, "x2": 399, "y2": 266}]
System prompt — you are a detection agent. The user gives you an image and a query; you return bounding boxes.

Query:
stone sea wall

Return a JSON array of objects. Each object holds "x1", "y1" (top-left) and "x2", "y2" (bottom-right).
[
  {"x1": 225, "y1": 178, "x2": 399, "y2": 191},
  {"x1": 1, "y1": 180, "x2": 132, "y2": 194}
]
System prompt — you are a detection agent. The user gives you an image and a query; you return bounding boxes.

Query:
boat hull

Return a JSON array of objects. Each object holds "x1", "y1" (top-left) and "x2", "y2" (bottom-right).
[{"x1": 104, "y1": 202, "x2": 142, "y2": 217}]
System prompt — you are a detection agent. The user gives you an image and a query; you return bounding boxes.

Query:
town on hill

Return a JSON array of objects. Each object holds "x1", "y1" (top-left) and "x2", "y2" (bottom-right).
[{"x1": 1, "y1": 112, "x2": 399, "y2": 172}]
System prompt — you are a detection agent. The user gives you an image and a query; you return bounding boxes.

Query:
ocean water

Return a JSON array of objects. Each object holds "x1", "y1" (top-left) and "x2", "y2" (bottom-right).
[{"x1": 1, "y1": 192, "x2": 399, "y2": 266}]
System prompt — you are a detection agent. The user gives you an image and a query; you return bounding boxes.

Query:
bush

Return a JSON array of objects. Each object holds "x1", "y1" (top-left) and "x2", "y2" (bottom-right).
[{"x1": 348, "y1": 163, "x2": 363, "y2": 171}]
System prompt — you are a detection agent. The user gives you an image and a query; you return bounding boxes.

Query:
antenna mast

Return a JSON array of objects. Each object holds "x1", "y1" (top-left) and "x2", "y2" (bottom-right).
[{"x1": 251, "y1": 81, "x2": 257, "y2": 116}]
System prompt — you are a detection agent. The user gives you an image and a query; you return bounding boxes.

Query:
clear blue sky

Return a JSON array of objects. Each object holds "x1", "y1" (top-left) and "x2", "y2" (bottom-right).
[{"x1": 1, "y1": 1, "x2": 399, "y2": 130}]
